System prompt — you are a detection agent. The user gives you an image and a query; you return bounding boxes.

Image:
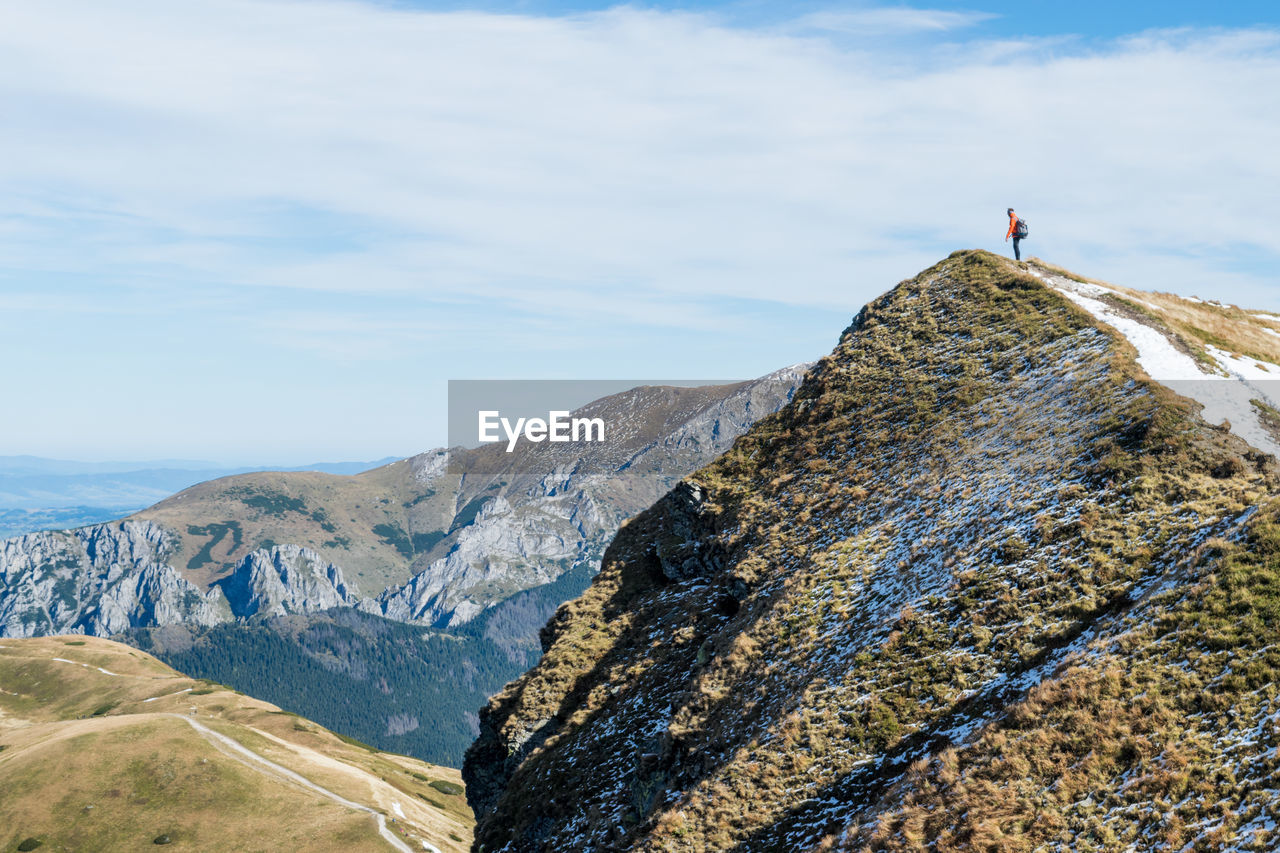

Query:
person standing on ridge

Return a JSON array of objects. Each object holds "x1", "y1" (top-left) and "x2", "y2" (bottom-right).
[{"x1": 1005, "y1": 208, "x2": 1027, "y2": 261}]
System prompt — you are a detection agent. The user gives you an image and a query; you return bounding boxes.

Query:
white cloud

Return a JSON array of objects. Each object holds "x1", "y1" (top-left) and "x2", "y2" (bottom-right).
[
  {"x1": 788, "y1": 8, "x2": 997, "y2": 36},
  {"x1": 1, "y1": 1, "x2": 1277, "y2": 318}
]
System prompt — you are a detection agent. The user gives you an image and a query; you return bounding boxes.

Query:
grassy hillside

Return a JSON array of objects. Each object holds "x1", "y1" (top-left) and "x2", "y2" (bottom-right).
[
  {"x1": 465, "y1": 251, "x2": 1280, "y2": 851},
  {"x1": 0, "y1": 636, "x2": 472, "y2": 852},
  {"x1": 133, "y1": 465, "x2": 435, "y2": 594}
]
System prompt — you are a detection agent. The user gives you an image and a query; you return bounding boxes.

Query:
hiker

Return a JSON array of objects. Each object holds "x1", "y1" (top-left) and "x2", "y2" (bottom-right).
[{"x1": 1005, "y1": 208, "x2": 1028, "y2": 261}]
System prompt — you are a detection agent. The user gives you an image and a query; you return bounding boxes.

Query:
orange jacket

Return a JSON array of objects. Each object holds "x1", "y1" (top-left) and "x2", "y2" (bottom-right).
[{"x1": 1006, "y1": 212, "x2": 1020, "y2": 239}]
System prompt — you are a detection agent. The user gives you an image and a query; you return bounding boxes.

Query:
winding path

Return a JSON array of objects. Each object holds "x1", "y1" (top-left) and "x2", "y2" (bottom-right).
[
  {"x1": 27, "y1": 648, "x2": 423, "y2": 851},
  {"x1": 169, "y1": 714, "x2": 415, "y2": 853}
]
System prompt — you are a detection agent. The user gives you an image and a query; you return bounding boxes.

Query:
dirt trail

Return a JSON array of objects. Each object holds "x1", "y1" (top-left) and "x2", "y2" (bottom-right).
[
  {"x1": 170, "y1": 715, "x2": 414, "y2": 853},
  {"x1": 7, "y1": 645, "x2": 439, "y2": 852}
]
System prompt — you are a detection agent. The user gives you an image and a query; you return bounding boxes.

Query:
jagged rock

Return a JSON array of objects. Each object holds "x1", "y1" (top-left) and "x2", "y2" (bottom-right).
[
  {"x1": 375, "y1": 367, "x2": 809, "y2": 627},
  {"x1": 0, "y1": 370, "x2": 807, "y2": 639},
  {"x1": 649, "y1": 480, "x2": 726, "y2": 582},
  {"x1": 376, "y1": 494, "x2": 590, "y2": 627},
  {"x1": 0, "y1": 524, "x2": 370, "y2": 637},
  {"x1": 0, "y1": 521, "x2": 225, "y2": 638},
  {"x1": 217, "y1": 545, "x2": 361, "y2": 619},
  {"x1": 412, "y1": 449, "x2": 450, "y2": 483}
]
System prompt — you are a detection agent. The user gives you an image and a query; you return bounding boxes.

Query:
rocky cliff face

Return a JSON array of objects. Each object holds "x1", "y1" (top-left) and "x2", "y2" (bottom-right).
[
  {"x1": 375, "y1": 367, "x2": 809, "y2": 628},
  {"x1": 0, "y1": 521, "x2": 226, "y2": 637},
  {"x1": 217, "y1": 544, "x2": 362, "y2": 619},
  {"x1": 465, "y1": 251, "x2": 1280, "y2": 852},
  {"x1": 0, "y1": 520, "x2": 364, "y2": 638}
]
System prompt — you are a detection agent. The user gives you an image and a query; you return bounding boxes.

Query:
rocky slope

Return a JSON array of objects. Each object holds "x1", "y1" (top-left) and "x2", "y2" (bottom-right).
[
  {"x1": 464, "y1": 251, "x2": 1280, "y2": 852},
  {"x1": 0, "y1": 373, "x2": 805, "y2": 639},
  {"x1": 0, "y1": 635, "x2": 472, "y2": 852}
]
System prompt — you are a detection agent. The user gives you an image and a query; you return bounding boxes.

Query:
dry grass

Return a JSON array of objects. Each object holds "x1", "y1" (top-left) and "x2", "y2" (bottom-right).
[
  {"x1": 468, "y1": 250, "x2": 1280, "y2": 852},
  {"x1": 0, "y1": 636, "x2": 473, "y2": 852},
  {"x1": 847, "y1": 499, "x2": 1280, "y2": 851},
  {"x1": 1030, "y1": 256, "x2": 1280, "y2": 366}
]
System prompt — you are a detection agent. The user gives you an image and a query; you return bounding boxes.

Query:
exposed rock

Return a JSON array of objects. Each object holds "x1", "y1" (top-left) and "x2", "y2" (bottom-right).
[
  {"x1": 0, "y1": 371, "x2": 806, "y2": 638},
  {"x1": 0, "y1": 522, "x2": 370, "y2": 637},
  {"x1": 217, "y1": 545, "x2": 363, "y2": 619},
  {"x1": 375, "y1": 368, "x2": 808, "y2": 627},
  {"x1": 0, "y1": 521, "x2": 225, "y2": 637}
]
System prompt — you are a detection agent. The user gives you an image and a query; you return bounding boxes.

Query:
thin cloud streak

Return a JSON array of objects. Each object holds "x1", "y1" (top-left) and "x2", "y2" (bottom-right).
[{"x1": 787, "y1": 8, "x2": 998, "y2": 36}]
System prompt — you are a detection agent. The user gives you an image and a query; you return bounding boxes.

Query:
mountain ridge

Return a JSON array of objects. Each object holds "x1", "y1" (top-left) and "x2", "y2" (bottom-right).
[
  {"x1": 464, "y1": 250, "x2": 1280, "y2": 852},
  {"x1": 0, "y1": 372, "x2": 806, "y2": 641}
]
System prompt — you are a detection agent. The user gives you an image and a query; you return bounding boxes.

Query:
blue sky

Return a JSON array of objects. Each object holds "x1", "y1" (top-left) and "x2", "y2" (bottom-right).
[{"x1": 2, "y1": 1, "x2": 1278, "y2": 464}]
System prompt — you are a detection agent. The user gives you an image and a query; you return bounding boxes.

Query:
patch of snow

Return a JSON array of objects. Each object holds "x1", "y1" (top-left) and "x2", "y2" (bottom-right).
[
  {"x1": 1033, "y1": 270, "x2": 1280, "y2": 458},
  {"x1": 1055, "y1": 278, "x2": 1119, "y2": 299},
  {"x1": 1210, "y1": 346, "x2": 1280, "y2": 381},
  {"x1": 392, "y1": 801, "x2": 405, "y2": 819},
  {"x1": 143, "y1": 688, "x2": 193, "y2": 703},
  {"x1": 49, "y1": 657, "x2": 121, "y2": 676},
  {"x1": 1050, "y1": 287, "x2": 1206, "y2": 380}
]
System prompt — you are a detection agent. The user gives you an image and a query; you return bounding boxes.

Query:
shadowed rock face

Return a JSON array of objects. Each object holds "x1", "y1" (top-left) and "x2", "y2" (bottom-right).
[
  {"x1": 0, "y1": 370, "x2": 807, "y2": 638},
  {"x1": 465, "y1": 252, "x2": 1280, "y2": 853}
]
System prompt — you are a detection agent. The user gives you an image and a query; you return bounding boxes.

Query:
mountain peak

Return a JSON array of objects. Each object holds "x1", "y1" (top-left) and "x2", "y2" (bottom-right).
[{"x1": 464, "y1": 249, "x2": 1280, "y2": 851}]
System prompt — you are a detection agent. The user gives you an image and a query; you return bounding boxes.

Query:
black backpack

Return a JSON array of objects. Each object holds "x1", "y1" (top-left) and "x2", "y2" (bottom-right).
[{"x1": 1014, "y1": 218, "x2": 1029, "y2": 238}]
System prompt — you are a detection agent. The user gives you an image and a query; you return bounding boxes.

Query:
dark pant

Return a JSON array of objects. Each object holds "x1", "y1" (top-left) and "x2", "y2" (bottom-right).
[{"x1": 1013, "y1": 237, "x2": 1022, "y2": 260}]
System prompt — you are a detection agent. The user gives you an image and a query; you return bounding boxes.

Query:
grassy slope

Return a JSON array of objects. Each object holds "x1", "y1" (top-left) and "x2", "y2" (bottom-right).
[
  {"x1": 0, "y1": 636, "x2": 472, "y2": 852},
  {"x1": 132, "y1": 462, "x2": 448, "y2": 594},
  {"x1": 850, "y1": 501, "x2": 1280, "y2": 851},
  {"x1": 466, "y1": 250, "x2": 1280, "y2": 851},
  {"x1": 124, "y1": 568, "x2": 594, "y2": 768}
]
